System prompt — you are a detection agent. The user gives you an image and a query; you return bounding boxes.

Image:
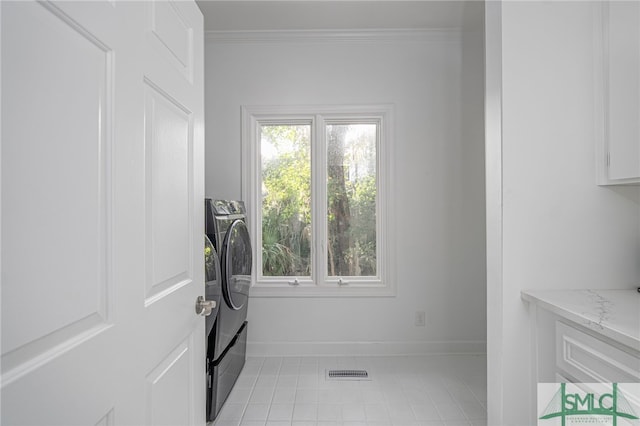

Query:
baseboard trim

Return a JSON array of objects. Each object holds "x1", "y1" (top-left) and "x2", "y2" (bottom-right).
[{"x1": 247, "y1": 340, "x2": 486, "y2": 357}]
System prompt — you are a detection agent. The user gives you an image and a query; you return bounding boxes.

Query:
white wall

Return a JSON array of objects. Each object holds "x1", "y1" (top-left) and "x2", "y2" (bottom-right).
[
  {"x1": 205, "y1": 29, "x2": 486, "y2": 356},
  {"x1": 486, "y1": 2, "x2": 640, "y2": 424}
]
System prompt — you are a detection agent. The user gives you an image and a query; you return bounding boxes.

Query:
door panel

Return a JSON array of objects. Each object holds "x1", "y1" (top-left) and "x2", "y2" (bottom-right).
[
  {"x1": 1, "y1": 0, "x2": 112, "y2": 360},
  {"x1": 144, "y1": 81, "x2": 193, "y2": 304},
  {"x1": 1, "y1": 1, "x2": 205, "y2": 424},
  {"x1": 150, "y1": 3, "x2": 194, "y2": 77},
  {"x1": 145, "y1": 336, "x2": 195, "y2": 426},
  {"x1": 148, "y1": 0, "x2": 194, "y2": 82}
]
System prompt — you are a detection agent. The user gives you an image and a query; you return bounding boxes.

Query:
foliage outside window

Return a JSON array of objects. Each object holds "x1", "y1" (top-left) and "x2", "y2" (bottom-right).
[
  {"x1": 325, "y1": 123, "x2": 377, "y2": 277},
  {"x1": 260, "y1": 124, "x2": 312, "y2": 277},
  {"x1": 242, "y1": 105, "x2": 395, "y2": 297}
]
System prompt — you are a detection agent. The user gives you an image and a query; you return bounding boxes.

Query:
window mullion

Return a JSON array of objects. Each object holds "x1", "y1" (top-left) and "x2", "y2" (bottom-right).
[
  {"x1": 375, "y1": 117, "x2": 384, "y2": 282},
  {"x1": 313, "y1": 114, "x2": 327, "y2": 287},
  {"x1": 255, "y1": 121, "x2": 265, "y2": 282}
]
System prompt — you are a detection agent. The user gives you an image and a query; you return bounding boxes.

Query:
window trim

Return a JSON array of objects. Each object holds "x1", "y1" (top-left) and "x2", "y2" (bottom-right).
[{"x1": 241, "y1": 104, "x2": 396, "y2": 297}]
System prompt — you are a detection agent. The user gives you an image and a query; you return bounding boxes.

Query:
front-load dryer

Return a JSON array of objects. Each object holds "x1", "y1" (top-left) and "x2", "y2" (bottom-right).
[{"x1": 205, "y1": 199, "x2": 252, "y2": 421}]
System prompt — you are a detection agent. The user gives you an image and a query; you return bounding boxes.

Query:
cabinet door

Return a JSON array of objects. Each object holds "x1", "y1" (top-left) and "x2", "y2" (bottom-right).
[
  {"x1": 600, "y1": 1, "x2": 640, "y2": 184},
  {"x1": 555, "y1": 322, "x2": 640, "y2": 384}
]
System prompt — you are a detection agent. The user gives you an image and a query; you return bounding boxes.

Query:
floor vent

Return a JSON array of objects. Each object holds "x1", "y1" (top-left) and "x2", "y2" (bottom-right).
[{"x1": 325, "y1": 369, "x2": 371, "y2": 381}]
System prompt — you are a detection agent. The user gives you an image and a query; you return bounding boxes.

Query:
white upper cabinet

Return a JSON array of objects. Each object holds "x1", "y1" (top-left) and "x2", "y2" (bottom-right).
[{"x1": 597, "y1": 1, "x2": 640, "y2": 185}]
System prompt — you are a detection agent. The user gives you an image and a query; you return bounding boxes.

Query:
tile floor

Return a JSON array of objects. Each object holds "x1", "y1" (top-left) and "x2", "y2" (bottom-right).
[{"x1": 212, "y1": 354, "x2": 487, "y2": 426}]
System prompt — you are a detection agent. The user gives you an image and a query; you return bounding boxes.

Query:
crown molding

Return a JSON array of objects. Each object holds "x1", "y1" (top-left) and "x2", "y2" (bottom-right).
[{"x1": 204, "y1": 28, "x2": 462, "y2": 44}]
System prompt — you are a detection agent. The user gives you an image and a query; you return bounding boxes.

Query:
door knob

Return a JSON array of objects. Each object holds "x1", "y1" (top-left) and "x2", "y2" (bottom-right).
[{"x1": 195, "y1": 296, "x2": 216, "y2": 316}]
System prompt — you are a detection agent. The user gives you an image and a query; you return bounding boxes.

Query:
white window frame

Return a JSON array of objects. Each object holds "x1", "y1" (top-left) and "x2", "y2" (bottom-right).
[{"x1": 242, "y1": 104, "x2": 396, "y2": 297}]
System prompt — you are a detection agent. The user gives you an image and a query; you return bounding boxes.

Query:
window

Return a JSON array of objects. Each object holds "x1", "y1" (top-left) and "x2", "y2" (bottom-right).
[{"x1": 242, "y1": 105, "x2": 395, "y2": 297}]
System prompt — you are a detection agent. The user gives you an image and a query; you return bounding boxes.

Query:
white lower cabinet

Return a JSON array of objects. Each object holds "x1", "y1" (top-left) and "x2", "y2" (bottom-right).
[
  {"x1": 522, "y1": 289, "x2": 640, "y2": 424},
  {"x1": 555, "y1": 321, "x2": 640, "y2": 383}
]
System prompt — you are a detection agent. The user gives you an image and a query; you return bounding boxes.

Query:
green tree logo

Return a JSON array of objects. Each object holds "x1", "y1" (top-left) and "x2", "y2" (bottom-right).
[{"x1": 539, "y1": 383, "x2": 639, "y2": 425}]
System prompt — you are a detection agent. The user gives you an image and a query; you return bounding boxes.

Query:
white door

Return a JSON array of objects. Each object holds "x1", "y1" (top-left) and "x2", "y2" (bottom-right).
[{"x1": 1, "y1": 1, "x2": 206, "y2": 425}]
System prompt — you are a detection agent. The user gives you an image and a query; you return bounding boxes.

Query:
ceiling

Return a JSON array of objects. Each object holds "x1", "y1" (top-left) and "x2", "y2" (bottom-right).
[{"x1": 196, "y1": 1, "x2": 485, "y2": 32}]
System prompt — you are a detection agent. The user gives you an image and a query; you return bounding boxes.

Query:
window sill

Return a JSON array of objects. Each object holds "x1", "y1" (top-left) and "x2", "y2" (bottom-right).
[{"x1": 249, "y1": 282, "x2": 396, "y2": 298}]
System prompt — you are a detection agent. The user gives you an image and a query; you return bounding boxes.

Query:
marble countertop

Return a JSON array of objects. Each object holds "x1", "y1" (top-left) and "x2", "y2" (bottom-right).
[{"x1": 521, "y1": 289, "x2": 640, "y2": 352}]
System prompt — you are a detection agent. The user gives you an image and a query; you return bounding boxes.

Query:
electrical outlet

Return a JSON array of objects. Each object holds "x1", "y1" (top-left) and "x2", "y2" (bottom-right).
[{"x1": 415, "y1": 311, "x2": 426, "y2": 327}]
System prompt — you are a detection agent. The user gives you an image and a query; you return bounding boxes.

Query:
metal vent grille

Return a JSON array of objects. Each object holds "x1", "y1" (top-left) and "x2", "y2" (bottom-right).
[{"x1": 325, "y1": 369, "x2": 370, "y2": 381}]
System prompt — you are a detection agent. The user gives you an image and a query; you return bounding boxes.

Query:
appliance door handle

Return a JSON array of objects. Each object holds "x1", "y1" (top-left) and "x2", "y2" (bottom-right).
[{"x1": 195, "y1": 296, "x2": 216, "y2": 316}]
